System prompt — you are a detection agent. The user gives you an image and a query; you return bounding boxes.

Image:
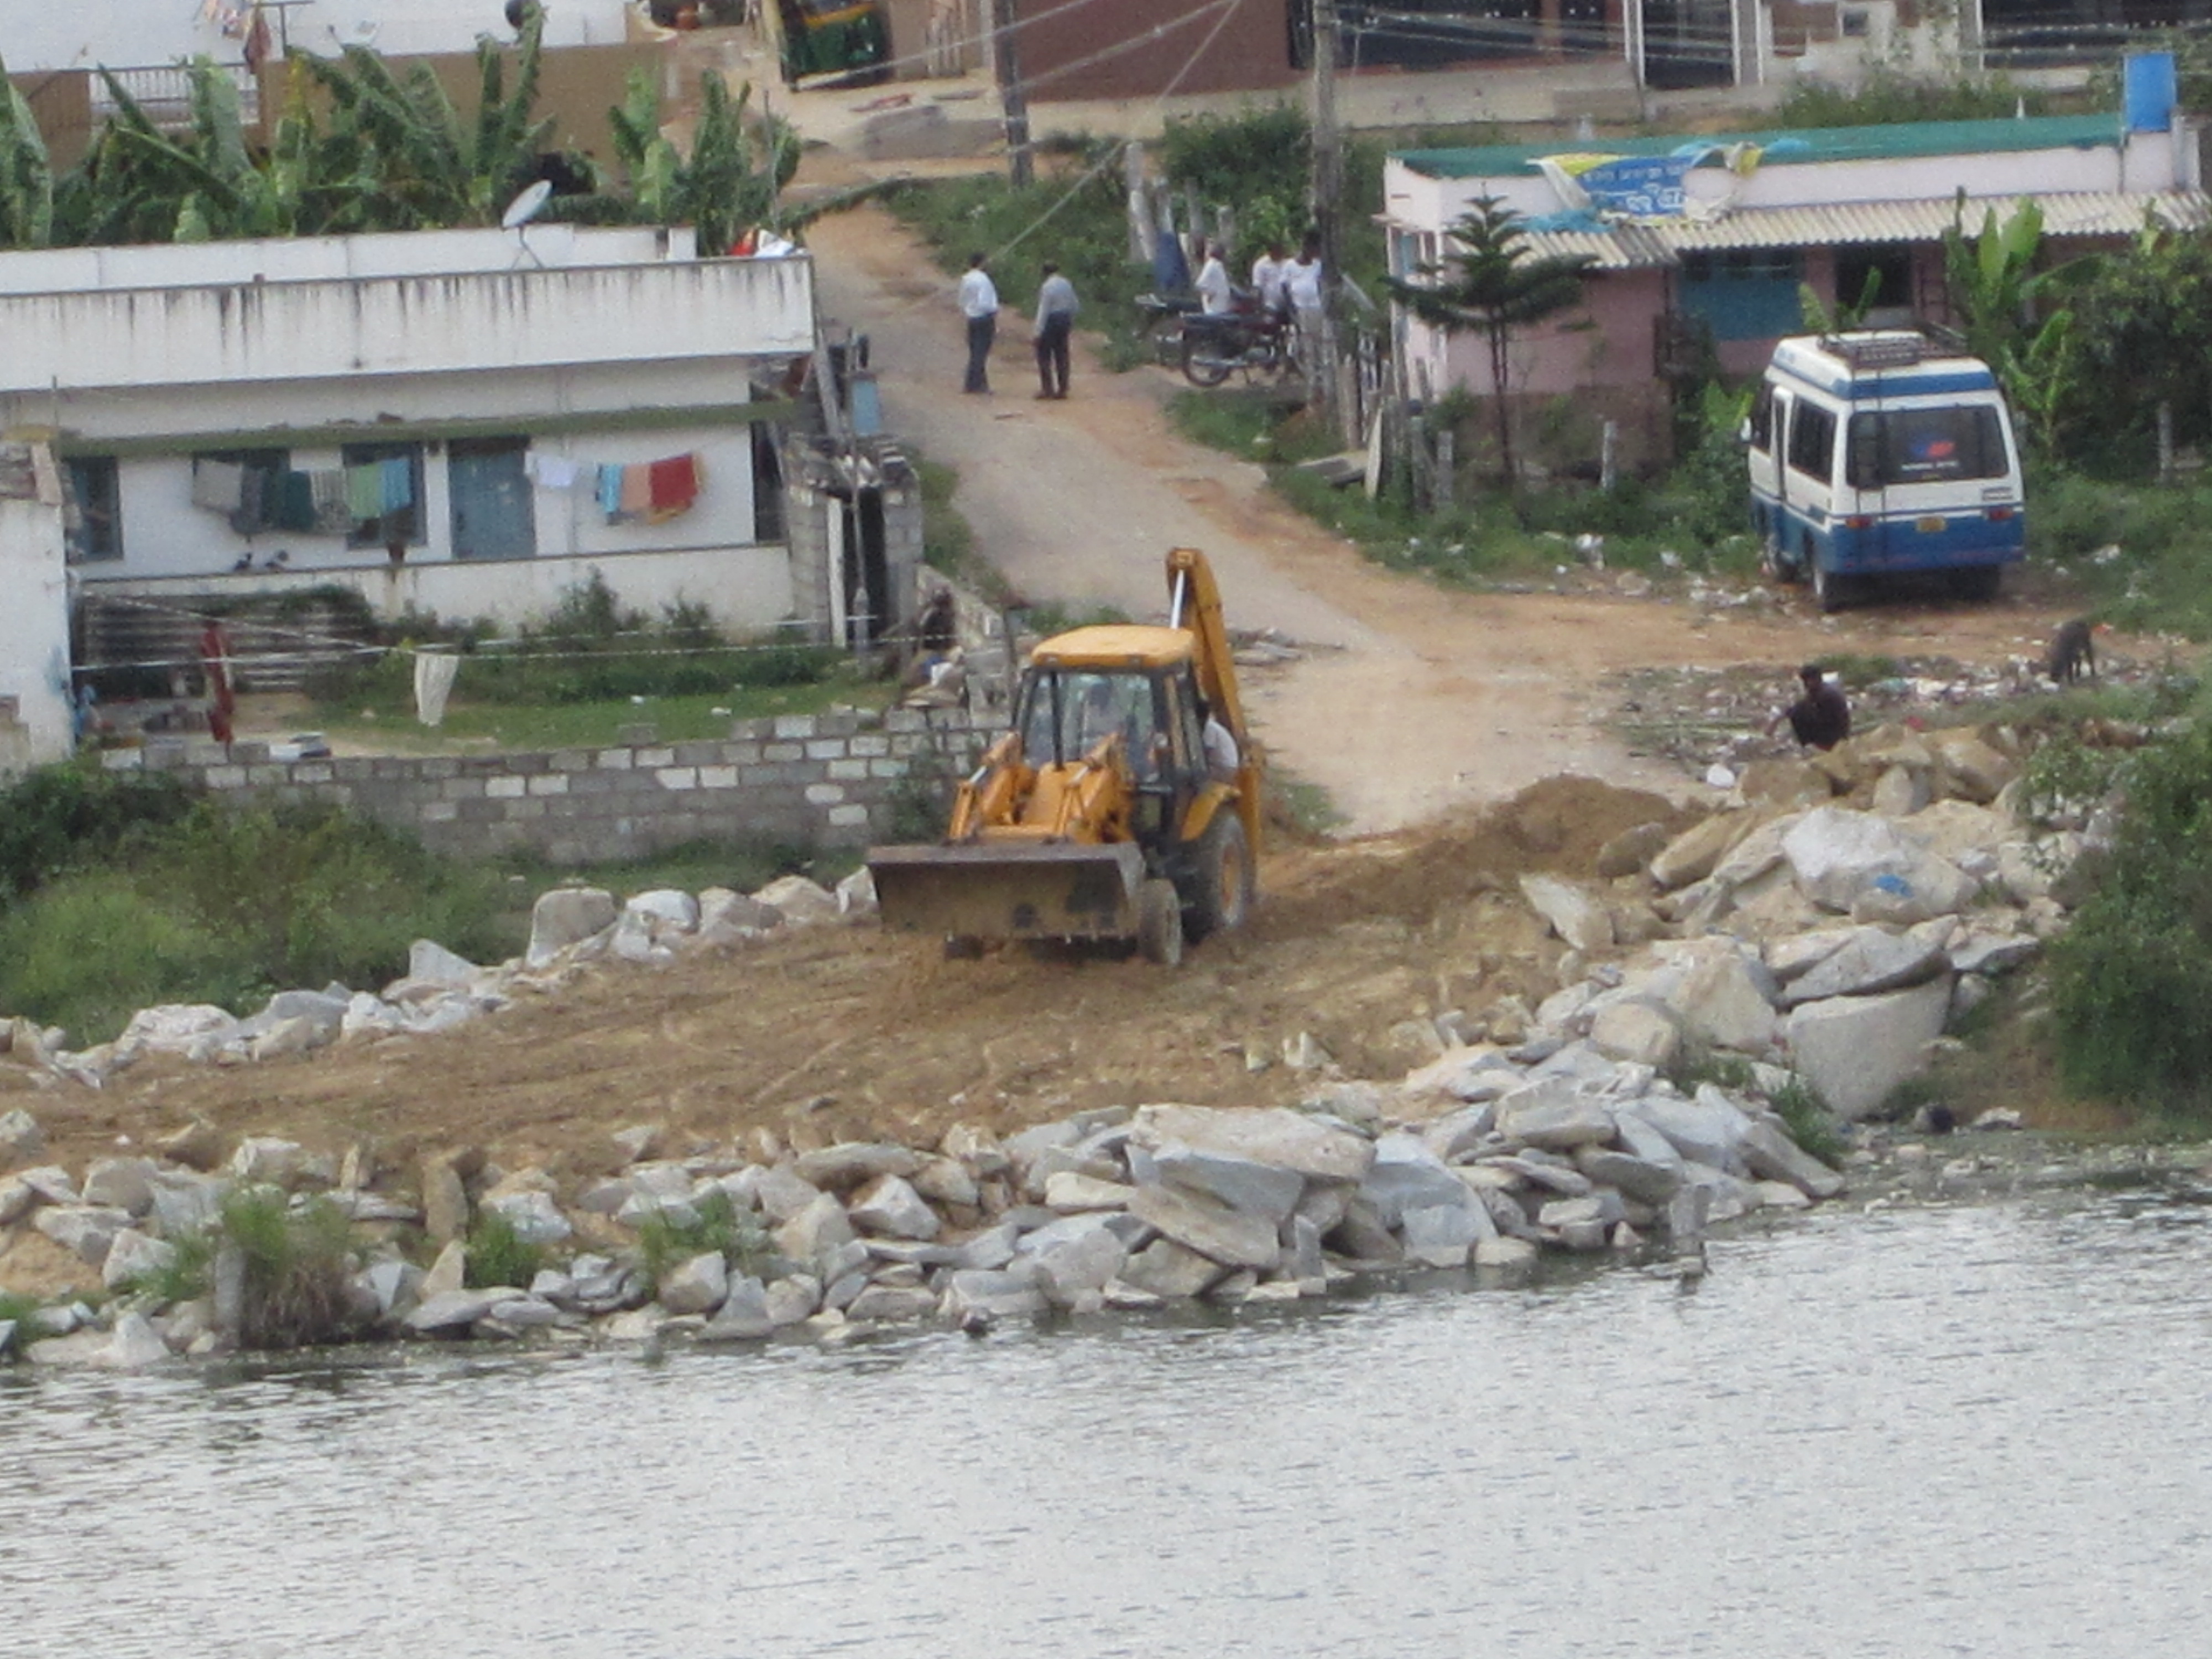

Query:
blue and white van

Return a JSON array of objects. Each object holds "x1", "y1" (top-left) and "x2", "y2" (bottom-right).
[{"x1": 1746, "y1": 331, "x2": 2025, "y2": 610}]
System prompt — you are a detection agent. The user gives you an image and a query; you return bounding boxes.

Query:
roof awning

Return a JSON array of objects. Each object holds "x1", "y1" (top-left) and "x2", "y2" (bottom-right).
[{"x1": 1517, "y1": 190, "x2": 2212, "y2": 270}]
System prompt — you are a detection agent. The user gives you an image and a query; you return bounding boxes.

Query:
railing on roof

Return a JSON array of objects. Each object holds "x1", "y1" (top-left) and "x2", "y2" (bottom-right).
[
  {"x1": 1819, "y1": 325, "x2": 1973, "y2": 369},
  {"x1": 87, "y1": 63, "x2": 262, "y2": 130}
]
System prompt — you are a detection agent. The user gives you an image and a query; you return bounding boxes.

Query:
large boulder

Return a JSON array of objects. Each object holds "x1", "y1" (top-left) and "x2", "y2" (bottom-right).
[
  {"x1": 1359, "y1": 1133, "x2": 1474, "y2": 1227},
  {"x1": 657, "y1": 1251, "x2": 731, "y2": 1316},
  {"x1": 1738, "y1": 1120, "x2": 1846, "y2": 1201},
  {"x1": 1520, "y1": 874, "x2": 1615, "y2": 952},
  {"x1": 1777, "y1": 926, "x2": 1949, "y2": 1007},
  {"x1": 527, "y1": 887, "x2": 618, "y2": 964},
  {"x1": 0, "y1": 1107, "x2": 44, "y2": 1165},
  {"x1": 847, "y1": 1174, "x2": 941, "y2": 1241},
  {"x1": 795, "y1": 1142, "x2": 922, "y2": 1192},
  {"x1": 1786, "y1": 975, "x2": 1954, "y2": 1119},
  {"x1": 754, "y1": 875, "x2": 841, "y2": 927},
  {"x1": 1125, "y1": 1183, "x2": 1280, "y2": 1269},
  {"x1": 1588, "y1": 1000, "x2": 1681, "y2": 1068},
  {"x1": 1782, "y1": 807, "x2": 1972, "y2": 916},
  {"x1": 1134, "y1": 1142, "x2": 1304, "y2": 1225},
  {"x1": 1620, "y1": 1088, "x2": 1753, "y2": 1171},
  {"x1": 1128, "y1": 1105, "x2": 1373, "y2": 1182},
  {"x1": 1118, "y1": 1238, "x2": 1229, "y2": 1300},
  {"x1": 1670, "y1": 947, "x2": 1779, "y2": 1053},
  {"x1": 1650, "y1": 812, "x2": 1752, "y2": 891},
  {"x1": 1494, "y1": 1078, "x2": 1618, "y2": 1151}
]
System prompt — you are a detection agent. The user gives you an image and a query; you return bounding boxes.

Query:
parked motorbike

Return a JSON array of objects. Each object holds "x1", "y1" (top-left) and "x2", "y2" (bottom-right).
[{"x1": 1178, "y1": 303, "x2": 1298, "y2": 388}]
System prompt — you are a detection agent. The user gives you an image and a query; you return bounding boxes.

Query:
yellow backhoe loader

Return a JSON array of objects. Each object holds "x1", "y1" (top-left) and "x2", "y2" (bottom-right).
[{"x1": 866, "y1": 547, "x2": 1261, "y2": 963}]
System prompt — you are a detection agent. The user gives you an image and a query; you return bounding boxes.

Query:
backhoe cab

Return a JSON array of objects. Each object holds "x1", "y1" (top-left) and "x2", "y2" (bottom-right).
[{"x1": 866, "y1": 548, "x2": 1261, "y2": 963}]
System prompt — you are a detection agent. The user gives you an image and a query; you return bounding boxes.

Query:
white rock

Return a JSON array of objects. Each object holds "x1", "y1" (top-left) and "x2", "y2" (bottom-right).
[
  {"x1": 101, "y1": 1228, "x2": 178, "y2": 1292},
  {"x1": 1520, "y1": 873, "x2": 1615, "y2": 952},
  {"x1": 1589, "y1": 1000, "x2": 1681, "y2": 1068},
  {"x1": 0, "y1": 1177, "x2": 33, "y2": 1226},
  {"x1": 1129, "y1": 1104, "x2": 1373, "y2": 1181},
  {"x1": 230, "y1": 1137, "x2": 306, "y2": 1187},
  {"x1": 1400, "y1": 1197, "x2": 1494, "y2": 1268},
  {"x1": 1622, "y1": 1089, "x2": 1754, "y2": 1171},
  {"x1": 1474, "y1": 1236, "x2": 1540, "y2": 1269},
  {"x1": 406, "y1": 940, "x2": 482, "y2": 988},
  {"x1": 109, "y1": 1311, "x2": 172, "y2": 1369},
  {"x1": 526, "y1": 886, "x2": 619, "y2": 966},
  {"x1": 1739, "y1": 1120, "x2": 1846, "y2": 1200},
  {"x1": 1043, "y1": 1171, "x2": 1136, "y2": 1212},
  {"x1": 1030, "y1": 1224, "x2": 1129, "y2": 1308},
  {"x1": 911, "y1": 1155, "x2": 980, "y2": 1209},
  {"x1": 700, "y1": 1277, "x2": 775, "y2": 1340},
  {"x1": 942, "y1": 1123, "x2": 1011, "y2": 1177},
  {"x1": 941, "y1": 1269, "x2": 1047, "y2": 1322},
  {"x1": 483, "y1": 1188, "x2": 573, "y2": 1246},
  {"x1": 626, "y1": 888, "x2": 701, "y2": 935},
  {"x1": 845, "y1": 1284, "x2": 938, "y2": 1322},
  {"x1": 1125, "y1": 1183, "x2": 1279, "y2": 1269},
  {"x1": 774, "y1": 1192, "x2": 857, "y2": 1269},
  {"x1": 835, "y1": 867, "x2": 878, "y2": 916},
  {"x1": 1118, "y1": 1237, "x2": 1230, "y2": 1299},
  {"x1": 0, "y1": 1106, "x2": 45, "y2": 1164},
  {"x1": 1779, "y1": 927, "x2": 1948, "y2": 1006},
  {"x1": 80, "y1": 1157, "x2": 158, "y2": 1215},
  {"x1": 1783, "y1": 807, "x2": 1950, "y2": 914},
  {"x1": 1949, "y1": 930, "x2": 2039, "y2": 977},
  {"x1": 33, "y1": 1204, "x2": 132, "y2": 1266},
  {"x1": 753, "y1": 874, "x2": 841, "y2": 926},
  {"x1": 847, "y1": 1174, "x2": 941, "y2": 1240},
  {"x1": 252, "y1": 1015, "x2": 330, "y2": 1062},
  {"x1": 1495, "y1": 1078, "x2": 1618, "y2": 1151},
  {"x1": 1786, "y1": 975, "x2": 1955, "y2": 1119},
  {"x1": 1670, "y1": 947, "x2": 1779, "y2": 1053},
  {"x1": 406, "y1": 1290, "x2": 500, "y2": 1333},
  {"x1": 657, "y1": 1251, "x2": 731, "y2": 1316}
]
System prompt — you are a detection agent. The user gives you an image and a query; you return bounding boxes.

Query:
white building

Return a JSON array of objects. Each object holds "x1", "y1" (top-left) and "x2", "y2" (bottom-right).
[
  {"x1": 0, "y1": 222, "x2": 821, "y2": 769},
  {"x1": 1, "y1": 1, "x2": 630, "y2": 72}
]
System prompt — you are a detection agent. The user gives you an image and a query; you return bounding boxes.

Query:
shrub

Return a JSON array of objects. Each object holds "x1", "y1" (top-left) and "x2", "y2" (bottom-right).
[
  {"x1": 2048, "y1": 718, "x2": 2212, "y2": 1121},
  {"x1": 0, "y1": 760, "x2": 195, "y2": 900},
  {"x1": 1769, "y1": 1076, "x2": 1845, "y2": 1166},
  {"x1": 0, "y1": 1292, "x2": 39, "y2": 1358},
  {"x1": 218, "y1": 1188, "x2": 361, "y2": 1350},
  {"x1": 125, "y1": 1228, "x2": 217, "y2": 1307},
  {"x1": 635, "y1": 1187, "x2": 769, "y2": 1293},
  {"x1": 466, "y1": 1209, "x2": 547, "y2": 1291}
]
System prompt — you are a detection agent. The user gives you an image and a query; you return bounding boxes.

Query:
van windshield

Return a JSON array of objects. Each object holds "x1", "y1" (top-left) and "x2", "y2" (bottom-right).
[{"x1": 1845, "y1": 406, "x2": 2010, "y2": 488}]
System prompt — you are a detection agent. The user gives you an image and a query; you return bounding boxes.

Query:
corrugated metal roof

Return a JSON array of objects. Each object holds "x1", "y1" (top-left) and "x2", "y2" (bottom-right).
[
  {"x1": 1395, "y1": 114, "x2": 2122, "y2": 181},
  {"x1": 1519, "y1": 192, "x2": 2210, "y2": 270},
  {"x1": 1661, "y1": 191, "x2": 2211, "y2": 250}
]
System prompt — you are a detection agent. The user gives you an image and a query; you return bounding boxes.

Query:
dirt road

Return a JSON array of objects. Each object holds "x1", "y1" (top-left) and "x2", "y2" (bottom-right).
[{"x1": 802, "y1": 202, "x2": 2079, "y2": 831}]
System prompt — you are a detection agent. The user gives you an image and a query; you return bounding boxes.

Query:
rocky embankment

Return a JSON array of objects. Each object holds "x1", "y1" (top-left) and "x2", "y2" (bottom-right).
[{"x1": 0, "y1": 715, "x2": 2120, "y2": 1366}]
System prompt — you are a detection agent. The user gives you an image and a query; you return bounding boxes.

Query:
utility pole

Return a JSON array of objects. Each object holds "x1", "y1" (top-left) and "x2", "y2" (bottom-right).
[
  {"x1": 992, "y1": 0, "x2": 1034, "y2": 190},
  {"x1": 1309, "y1": 0, "x2": 1354, "y2": 443}
]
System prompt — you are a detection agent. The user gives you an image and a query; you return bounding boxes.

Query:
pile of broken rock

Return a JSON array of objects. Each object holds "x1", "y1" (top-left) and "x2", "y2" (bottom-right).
[
  {"x1": 1516, "y1": 719, "x2": 2087, "y2": 1120},
  {"x1": 2, "y1": 1064, "x2": 1837, "y2": 1366}
]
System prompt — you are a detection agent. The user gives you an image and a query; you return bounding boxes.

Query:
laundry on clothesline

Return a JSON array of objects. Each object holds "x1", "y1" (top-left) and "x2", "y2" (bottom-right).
[{"x1": 594, "y1": 453, "x2": 706, "y2": 524}]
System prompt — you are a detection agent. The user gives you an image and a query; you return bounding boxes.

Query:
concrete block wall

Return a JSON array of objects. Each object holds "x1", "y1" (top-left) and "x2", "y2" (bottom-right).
[{"x1": 113, "y1": 708, "x2": 992, "y2": 864}]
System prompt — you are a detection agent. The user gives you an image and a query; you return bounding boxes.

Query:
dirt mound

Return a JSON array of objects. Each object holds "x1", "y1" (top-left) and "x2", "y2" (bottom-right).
[{"x1": 10, "y1": 780, "x2": 1702, "y2": 1201}]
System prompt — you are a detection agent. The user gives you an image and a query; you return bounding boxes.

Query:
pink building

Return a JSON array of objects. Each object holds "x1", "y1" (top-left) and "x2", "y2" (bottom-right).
[{"x1": 1381, "y1": 110, "x2": 2212, "y2": 470}]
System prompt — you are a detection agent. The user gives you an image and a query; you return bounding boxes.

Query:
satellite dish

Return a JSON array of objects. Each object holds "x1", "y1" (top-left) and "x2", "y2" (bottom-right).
[
  {"x1": 501, "y1": 180, "x2": 554, "y2": 230},
  {"x1": 503, "y1": 180, "x2": 554, "y2": 269}
]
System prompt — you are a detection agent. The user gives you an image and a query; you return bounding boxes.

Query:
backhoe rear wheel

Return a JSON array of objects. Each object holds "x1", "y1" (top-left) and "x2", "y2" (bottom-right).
[
  {"x1": 1186, "y1": 810, "x2": 1254, "y2": 940},
  {"x1": 1136, "y1": 878, "x2": 1185, "y2": 966}
]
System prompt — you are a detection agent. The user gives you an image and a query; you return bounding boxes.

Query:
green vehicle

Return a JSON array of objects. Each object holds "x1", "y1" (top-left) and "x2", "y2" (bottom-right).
[{"x1": 774, "y1": 0, "x2": 890, "y2": 85}]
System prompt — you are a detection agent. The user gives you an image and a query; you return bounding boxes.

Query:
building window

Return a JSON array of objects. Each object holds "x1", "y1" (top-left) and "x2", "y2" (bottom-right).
[
  {"x1": 1834, "y1": 243, "x2": 1916, "y2": 317},
  {"x1": 342, "y1": 441, "x2": 426, "y2": 549},
  {"x1": 1678, "y1": 248, "x2": 1807, "y2": 342},
  {"x1": 64, "y1": 457, "x2": 122, "y2": 563}
]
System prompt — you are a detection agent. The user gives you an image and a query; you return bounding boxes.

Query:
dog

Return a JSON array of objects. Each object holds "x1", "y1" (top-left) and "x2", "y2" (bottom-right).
[{"x1": 2046, "y1": 618, "x2": 2103, "y2": 686}]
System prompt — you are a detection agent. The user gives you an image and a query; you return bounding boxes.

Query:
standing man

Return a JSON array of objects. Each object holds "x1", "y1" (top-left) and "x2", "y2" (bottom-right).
[
  {"x1": 1284, "y1": 234, "x2": 1326, "y2": 375},
  {"x1": 958, "y1": 252, "x2": 999, "y2": 395},
  {"x1": 1196, "y1": 242, "x2": 1233, "y2": 316},
  {"x1": 1032, "y1": 260, "x2": 1079, "y2": 400},
  {"x1": 1249, "y1": 241, "x2": 1290, "y2": 320}
]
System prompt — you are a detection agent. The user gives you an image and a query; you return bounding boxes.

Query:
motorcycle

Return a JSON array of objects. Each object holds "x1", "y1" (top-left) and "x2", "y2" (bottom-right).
[{"x1": 1177, "y1": 301, "x2": 1298, "y2": 388}]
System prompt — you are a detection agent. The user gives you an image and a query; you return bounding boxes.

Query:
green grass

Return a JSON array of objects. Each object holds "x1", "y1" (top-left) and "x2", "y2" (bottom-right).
[
  {"x1": 465, "y1": 1211, "x2": 547, "y2": 1291},
  {"x1": 1770, "y1": 1076, "x2": 1846, "y2": 1166},
  {"x1": 635, "y1": 1187, "x2": 769, "y2": 1294},
  {"x1": 0, "y1": 1292, "x2": 39, "y2": 1358},
  {"x1": 218, "y1": 1188, "x2": 361, "y2": 1351},
  {"x1": 1266, "y1": 768, "x2": 1347, "y2": 839},
  {"x1": 123, "y1": 1228, "x2": 217, "y2": 1308},
  {"x1": 311, "y1": 680, "x2": 883, "y2": 755},
  {"x1": 0, "y1": 794, "x2": 519, "y2": 1047}
]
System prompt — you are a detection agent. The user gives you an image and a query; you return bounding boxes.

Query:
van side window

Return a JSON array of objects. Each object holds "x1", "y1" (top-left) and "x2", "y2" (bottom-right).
[
  {"x1": 1748, "y1": 385, "x2": 1774, "y2": 452},
  {"x1": 1786, "y1": 402, "x2": 1836, "y2": 480}
]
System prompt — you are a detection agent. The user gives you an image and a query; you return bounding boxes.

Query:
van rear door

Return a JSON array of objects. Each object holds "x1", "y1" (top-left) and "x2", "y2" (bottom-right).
[{"x1": 1843, "y1": 402, "x2": 2017, "y2": 570}]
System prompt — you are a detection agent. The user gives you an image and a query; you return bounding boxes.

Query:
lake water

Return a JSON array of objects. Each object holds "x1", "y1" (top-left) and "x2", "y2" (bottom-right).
[{"x1": 5, "y1": 1181, "x2": 2209, "y2": 1657}]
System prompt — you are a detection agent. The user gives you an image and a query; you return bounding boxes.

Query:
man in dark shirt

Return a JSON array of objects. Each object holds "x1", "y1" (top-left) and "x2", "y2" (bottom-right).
[{"x1": 1767, "y1": 664, "x2": 1850, "y2": 750}]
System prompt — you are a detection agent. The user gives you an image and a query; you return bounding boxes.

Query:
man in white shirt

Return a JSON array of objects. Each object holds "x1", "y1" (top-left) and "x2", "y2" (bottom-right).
[
  {"x1": 958, "y1": 252, "x2": 999, "y2": 394},
  {"x1": 1196, "y1": 242, "x2": 1233, "y2": 316},
  {"x1": 1284, "y1": 236, "x2": 1325, "y2": 375},
  {"x1": 1249, "y1": 242, "x2": 1290, "y2": 317}
]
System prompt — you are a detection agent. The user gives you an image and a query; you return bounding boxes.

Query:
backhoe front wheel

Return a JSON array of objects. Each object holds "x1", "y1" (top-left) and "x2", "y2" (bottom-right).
[
  {"x1": 1136, "y1": 879, "x2": 1185, "y2": 966},
  {"x1": 1186, "y1": 811, "x2": 1254, "y2": 940}
]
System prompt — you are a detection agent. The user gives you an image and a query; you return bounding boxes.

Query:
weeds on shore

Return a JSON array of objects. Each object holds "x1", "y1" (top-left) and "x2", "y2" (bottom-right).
[
  {"x1": 465, "y1": 1211, "x2": 547, "y2": 1291},
  {"x1": 635, "y1": 1188, "x2": 770, "y2": 1294},
  {"x1": 220, "y1": 1188, "x2": 361, "y2": 1351},
  {"x1": 0, "y1": 1292, "x2": 37, "y2": 1358}
]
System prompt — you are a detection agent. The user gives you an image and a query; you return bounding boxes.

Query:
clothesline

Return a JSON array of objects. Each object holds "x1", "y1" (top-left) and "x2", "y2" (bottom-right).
[
  {"x1": 188, "y1": 450, "x2": 706, "y2": 536},
  {"x1": 533, "y1": 451, "x2": 705, "y2": 525}
]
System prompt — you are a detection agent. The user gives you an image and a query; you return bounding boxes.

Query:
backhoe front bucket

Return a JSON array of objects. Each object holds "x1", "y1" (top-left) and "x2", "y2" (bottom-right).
[{"x1": 866, "y1": 841, "x2": 1146, "y2": 942}]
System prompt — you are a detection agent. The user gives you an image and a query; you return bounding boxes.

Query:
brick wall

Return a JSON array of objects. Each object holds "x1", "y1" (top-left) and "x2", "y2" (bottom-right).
[{"x1": 115, "y1": 708, "x2": 994, "y2": 864}]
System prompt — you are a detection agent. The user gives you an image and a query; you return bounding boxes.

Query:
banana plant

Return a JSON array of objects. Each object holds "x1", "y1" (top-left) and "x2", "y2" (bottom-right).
[{"x1": 0, "y1": 51, "x2": 56, "y2": 248}]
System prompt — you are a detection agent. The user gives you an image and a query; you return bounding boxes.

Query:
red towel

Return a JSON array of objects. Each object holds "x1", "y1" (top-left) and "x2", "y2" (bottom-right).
[{"x1": 648, "y1": 453, "x2": 700, "y2": 514}]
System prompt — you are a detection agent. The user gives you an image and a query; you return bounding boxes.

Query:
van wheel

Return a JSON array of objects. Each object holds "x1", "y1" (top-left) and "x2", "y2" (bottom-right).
[
  {"x1": 1136, "y1": 879, "x2": 1185, "y2": 966},
  {"x1": 1186, "y1": 811, "x2": 1255, "y2": 940}
]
